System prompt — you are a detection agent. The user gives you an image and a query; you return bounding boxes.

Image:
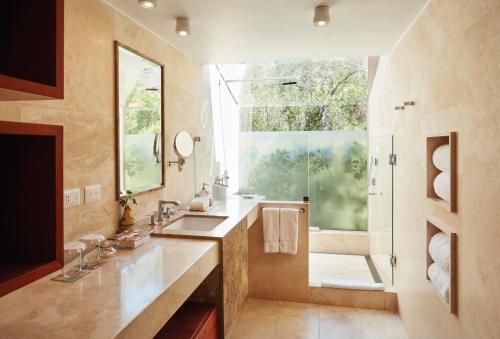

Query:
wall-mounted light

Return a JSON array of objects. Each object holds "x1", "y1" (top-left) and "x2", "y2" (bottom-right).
[
  {"x1": 176, "y1": 17, "x2": 190, "y2": 36},
  {"x1": 138, "y1": 0, "x2": 157, "y2": 9},
  {"x1": 313, "y1": 5, "x2": 330, "y2": 27}
]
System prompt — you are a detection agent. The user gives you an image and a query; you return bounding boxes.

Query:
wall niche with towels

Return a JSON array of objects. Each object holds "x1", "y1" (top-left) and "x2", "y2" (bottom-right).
[
  {"x1": 426, "y1": 132, "x2": 457, "y2": 212},
  {"x1": 426, "y1": 218, "x2": 457, "y2": 314}
]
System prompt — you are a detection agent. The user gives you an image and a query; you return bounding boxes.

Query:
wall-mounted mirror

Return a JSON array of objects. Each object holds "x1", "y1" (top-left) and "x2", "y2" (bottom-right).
[
  {"x1": 115, "y1": 41, "x2": 165, "y2": 199},
  {"x1": 169, "y1": 131, "x2": 195, "y2": 171},
  {"x1": 174, "y1": 131, "x2": 194, "y2": 157}
]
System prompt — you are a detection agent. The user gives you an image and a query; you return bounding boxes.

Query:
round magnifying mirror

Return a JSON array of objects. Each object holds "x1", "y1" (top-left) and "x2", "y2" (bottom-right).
[{"x1": 173, "y1": 131, "x2": 194, "y2": 158}]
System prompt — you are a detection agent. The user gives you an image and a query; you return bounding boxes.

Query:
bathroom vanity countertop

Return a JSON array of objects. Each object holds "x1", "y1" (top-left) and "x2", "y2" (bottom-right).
[
  {"x1": 151, "y1": 196, "x2": 264, "y2": 239},
  {"x1": 0, "y1": 237, "x2": 219, "y2": 339}
]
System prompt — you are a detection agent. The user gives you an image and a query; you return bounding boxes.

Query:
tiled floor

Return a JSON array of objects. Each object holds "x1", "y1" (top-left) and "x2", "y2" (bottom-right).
[
  {"x1": 230, "y1": 299, "x2": 408, "y2": 339},
  {"x1": 309, "y1": 252, "x2": 375, "y2": 286}
]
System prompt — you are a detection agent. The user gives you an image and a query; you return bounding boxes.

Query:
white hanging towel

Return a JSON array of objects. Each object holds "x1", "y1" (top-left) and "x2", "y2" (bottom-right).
[
  {"x1": 279, "y1": 208, "x2": 299, "y2": 254},
  {"x1": 263, "y1": 208, "x2": 280, "y2": 253}
]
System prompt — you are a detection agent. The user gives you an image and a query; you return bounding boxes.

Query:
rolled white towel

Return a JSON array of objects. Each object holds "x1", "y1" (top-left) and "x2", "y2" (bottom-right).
[
  {"x1": 429, "y1": 232, "x2": 450, "y2": 272},
  {"x1": 428, "y1": 262, "x2": 450, "y2": 303},
  {"x1": 432, "y1": 144, "x2": 450, "y2": 172},
  {"x1": 189, "y1": 197, "x2": 209, "y2": 211},
  {"x1": 433, "y1": 172, "x2": 450, "y2": 202}
]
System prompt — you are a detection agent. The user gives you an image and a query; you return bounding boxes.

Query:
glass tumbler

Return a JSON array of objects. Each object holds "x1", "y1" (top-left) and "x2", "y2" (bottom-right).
[
  {"x1": 62, "y1": 241, "x2": 86, "y2": 280},
  {"x1": 80, "y1": 234, "x2": 106, "y2": 269}
]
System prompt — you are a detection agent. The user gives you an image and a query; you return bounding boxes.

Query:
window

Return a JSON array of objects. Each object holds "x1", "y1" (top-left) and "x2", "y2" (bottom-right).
[{"x1": 211, "y1": 58, "x2": 368, "y2": 231}]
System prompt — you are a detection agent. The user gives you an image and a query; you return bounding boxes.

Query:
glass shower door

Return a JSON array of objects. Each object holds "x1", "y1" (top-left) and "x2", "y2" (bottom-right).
[{"x1": 368, "y1": 135, "x2": 394, "y2": 285}]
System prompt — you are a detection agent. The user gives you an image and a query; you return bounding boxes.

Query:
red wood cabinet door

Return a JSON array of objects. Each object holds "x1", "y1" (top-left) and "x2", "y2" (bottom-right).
[
  {"x1": 194, "y1": 307, "x2": 217, "y2": 339},
  {"x1": 155, "y1": 303, "x2": 218, "y2": 339}
]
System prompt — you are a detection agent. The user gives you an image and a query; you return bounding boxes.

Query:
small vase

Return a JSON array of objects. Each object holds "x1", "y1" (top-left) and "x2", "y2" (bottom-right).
[{"x1": 120, "y1": 205, "x2": 135, "y2": 230}]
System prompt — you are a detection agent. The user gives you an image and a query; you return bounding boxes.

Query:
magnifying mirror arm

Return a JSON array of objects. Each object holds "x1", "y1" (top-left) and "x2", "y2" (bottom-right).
[{"x1": 168, "y1": 157, "x2": 185, "y2": 171}]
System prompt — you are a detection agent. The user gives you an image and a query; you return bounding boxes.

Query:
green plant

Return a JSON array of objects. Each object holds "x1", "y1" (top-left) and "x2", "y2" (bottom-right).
[{"x1": 119, "y1": 190, "x2": 138, "y2": 207}]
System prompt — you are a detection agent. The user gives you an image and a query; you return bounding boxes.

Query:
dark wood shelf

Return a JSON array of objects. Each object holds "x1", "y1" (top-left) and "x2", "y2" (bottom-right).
[
  {"x1": 0, "y1": 0, "x2": 64, "y2": 100},
  {"x1": 0, "y1": 121, "x2": 63, "y2": 297}
]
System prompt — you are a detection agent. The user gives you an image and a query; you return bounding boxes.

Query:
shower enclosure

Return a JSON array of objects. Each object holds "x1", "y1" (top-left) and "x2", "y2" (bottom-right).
[{"x1": 368, "y1": 135, "x2": 395, "y2": 286}]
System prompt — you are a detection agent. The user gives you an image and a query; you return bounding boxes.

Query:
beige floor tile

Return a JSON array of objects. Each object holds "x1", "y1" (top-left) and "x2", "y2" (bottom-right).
[
  {"x1": 319, "y1": 305, "x2": 363, "y2": 339},
  {"x1": 357, "y1": 309, "x2": 408, "y2": 339},
  {"x1": 230, "y1": 299, "x2": 282, "y2": 339},
  {"x1": 230, "y1": 299, "x2": 408, "y2": 339},
  {"x1": 276, "y1": 302, "x2": 320, "y2": 339}
]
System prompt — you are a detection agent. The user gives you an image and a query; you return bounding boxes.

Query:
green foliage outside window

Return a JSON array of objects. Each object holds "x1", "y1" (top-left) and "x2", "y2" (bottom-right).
[{"x1": 236, "y1": 58, "x2": 368, "y2": 231}]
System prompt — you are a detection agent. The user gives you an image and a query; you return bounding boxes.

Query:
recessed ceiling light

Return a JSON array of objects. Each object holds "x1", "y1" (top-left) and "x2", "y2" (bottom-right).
[
  {"x1": 176, "y1": 17, "x2": 190, "y2": 36},
  {"x1": 313, "y1": 5, "x2": 330, "y2": 27},
  {"x1": 138, "y1": 0, "x2": 157, "y2": 9}
]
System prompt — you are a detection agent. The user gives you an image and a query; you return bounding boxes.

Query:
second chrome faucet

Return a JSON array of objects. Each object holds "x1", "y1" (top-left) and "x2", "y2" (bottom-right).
[{"x1": 157, "y1": 200, "x2": 181, "y2": 221}]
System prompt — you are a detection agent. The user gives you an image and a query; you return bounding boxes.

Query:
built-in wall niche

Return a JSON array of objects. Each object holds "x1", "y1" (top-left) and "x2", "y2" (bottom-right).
[
  {"x1": 0, "y1": 0, "x2": 64, "y2": 100},
  {"x1": 426, "y1": 218, "x2": 457, "y2": 314},
  {"x1": 0, "y1": 121, "x2": 63, "y2": 297},
  {"x1": 426, "y1": 132, "x2": 457, "y2": 212}
]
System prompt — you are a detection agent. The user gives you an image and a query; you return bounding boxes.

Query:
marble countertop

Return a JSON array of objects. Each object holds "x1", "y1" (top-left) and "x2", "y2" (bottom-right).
[
  {"x1": 151, "y1": 196, "x2": 263, "y2": 239},
  {"x1": 0, "y1": 237, "x2": 220, "y2": 339}
]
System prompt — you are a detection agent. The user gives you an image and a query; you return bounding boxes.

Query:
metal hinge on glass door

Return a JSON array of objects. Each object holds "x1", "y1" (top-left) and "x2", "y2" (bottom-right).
[
  {"x1": 389, "y1": 154, "x2": 397, "y2": 166},
  {"x1": 390, "y1": 255, "x2": 397, "y2": 267}
]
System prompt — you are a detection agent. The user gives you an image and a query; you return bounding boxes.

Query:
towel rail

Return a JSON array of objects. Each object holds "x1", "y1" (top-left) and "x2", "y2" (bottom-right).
[{"x1": 262, "y1": 207, "x2": 305, "y2": 213}]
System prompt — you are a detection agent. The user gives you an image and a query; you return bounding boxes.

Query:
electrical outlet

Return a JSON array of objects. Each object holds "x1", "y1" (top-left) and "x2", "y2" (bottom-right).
[
  {"x1": 64, "y1": 188, "x2": 80, "y2": 208},
  {"x1": 85, "y1": 184, "x2": 101, "y2": 204}
]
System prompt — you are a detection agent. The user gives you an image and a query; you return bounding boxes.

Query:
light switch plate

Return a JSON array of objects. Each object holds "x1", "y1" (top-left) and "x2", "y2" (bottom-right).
[
  {"x1": 85, "y1": 184, "x2": 101, "y2": 204},
  {"x1": 64, "y1": 188, "x2": 80, "y2": 208}
]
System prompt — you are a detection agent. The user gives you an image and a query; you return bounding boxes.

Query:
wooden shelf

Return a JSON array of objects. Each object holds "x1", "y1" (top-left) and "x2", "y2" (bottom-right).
[
  {"x1": 426, "y1": 218, "x2": 457, "y2": 314},
  {"x1": 0, "y1": 0, "x2": 64, "y2": 100},
  {"x1": 426, "y1": 132, "x2": 457, "y2": 213},
  {"x1": 0, "y1": 121, "x2": 64, "y2": 297}
]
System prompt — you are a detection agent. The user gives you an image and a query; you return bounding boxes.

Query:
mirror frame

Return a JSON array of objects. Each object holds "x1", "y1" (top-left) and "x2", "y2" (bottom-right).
[
  {"x1": 173, "y1": 130, "x2": 194, "y2": 158},
  {"x1": 114, "y1": 41, "x2": 165, "y2": 200}
]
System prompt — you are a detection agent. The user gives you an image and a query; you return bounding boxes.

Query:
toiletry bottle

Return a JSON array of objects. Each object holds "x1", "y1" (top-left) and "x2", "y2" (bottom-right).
[{"x1": 199, "y1": 183, "x2": 212, "y2": 206}]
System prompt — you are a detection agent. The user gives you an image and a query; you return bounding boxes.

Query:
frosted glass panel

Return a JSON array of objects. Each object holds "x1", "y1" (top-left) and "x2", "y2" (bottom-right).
[
  {"x1": 239, "y1": 131, "x2": 367, "y2": 231},
  {"x1": 123, "y1": 133, "x2": 162, "y2": 193},
  {"x1": 308, "y1": 131, "x2": 367, "y2": 231},
  {"x1": 239, "y1": 132, "x2": 308, "y2": 200}
]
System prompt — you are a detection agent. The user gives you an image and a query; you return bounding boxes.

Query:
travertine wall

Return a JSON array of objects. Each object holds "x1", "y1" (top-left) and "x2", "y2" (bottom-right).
[
  {"x1": 369, "y1": 0, "x2": 500, "y2": 337},
  {"x1": 248, "y1": 202, "x2": 310, "y2": 302},
  {"x1": 0, "y1": 0, "x2": 216, "y2": 242}
]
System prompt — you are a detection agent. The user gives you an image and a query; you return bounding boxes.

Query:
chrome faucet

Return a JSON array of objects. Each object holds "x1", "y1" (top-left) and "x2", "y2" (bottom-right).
[{"x1": 157, "y1": 200, "x2": 181, "y2": 221}]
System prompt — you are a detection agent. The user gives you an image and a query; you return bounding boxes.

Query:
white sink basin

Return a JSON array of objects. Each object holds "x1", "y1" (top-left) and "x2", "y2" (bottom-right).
[{"x1": 163, "y1": 216, "x2": 227, "y2": 232}]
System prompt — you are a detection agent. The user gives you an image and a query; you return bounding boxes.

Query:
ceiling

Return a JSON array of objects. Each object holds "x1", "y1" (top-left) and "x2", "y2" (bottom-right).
[{"x1": 103, "y1": 0, "x2": 427, "y2": 64}]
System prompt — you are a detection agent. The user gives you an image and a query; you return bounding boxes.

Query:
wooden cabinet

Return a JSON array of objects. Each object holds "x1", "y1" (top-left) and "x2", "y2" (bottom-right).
[
  {"x1": 0, "y1": 121, "x2": 64, "y2": 297},
  {"x1": 0, "y1": 0, "x2": 64, "y2": 100},
  {"x1": 155, "y1": 303, "x2": 218, "y2": 339}
]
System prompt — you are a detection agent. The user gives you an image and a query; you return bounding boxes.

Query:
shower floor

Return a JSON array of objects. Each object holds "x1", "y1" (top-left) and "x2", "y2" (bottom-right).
[{"x1": 309, "y1": 252, "x2": 381, "y2": 287}]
